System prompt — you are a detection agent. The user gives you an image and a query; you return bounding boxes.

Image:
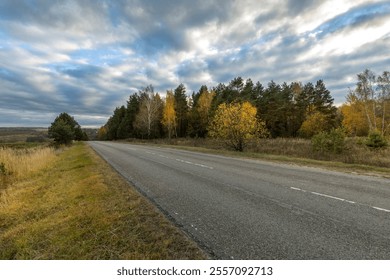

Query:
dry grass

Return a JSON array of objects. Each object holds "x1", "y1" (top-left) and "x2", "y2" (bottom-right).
[
  {"x1": 246, "y1": 137, "x2": 390, "y2": 168},
  {"x1": 0, "y1": 146, "x2": 56, "y2": 187},
  {"x1": 0, "y1": 142, "x2": 205, "y2": 260}
]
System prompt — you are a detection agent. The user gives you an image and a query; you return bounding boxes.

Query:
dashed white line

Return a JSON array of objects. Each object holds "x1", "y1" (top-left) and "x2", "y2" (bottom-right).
[
  {"x1": 158, "y1": 154, "x2": 169, "y2": 159},
  {"x1": 310, "y1": 191, "x2": 346, "y2": 202},
  {"x1": 144, "y1": 150, "x2": 214, "y2": 170},
  {"x1": 290, "y1": 187, "x2": 303, "y2": 191},
  {"x1": 372, "y1": 206, "x2": 390, "y2": 213},
  {"x1": 176, "y1": 158, "x2": 214, "y2": 170},
  {"x1": 290, "y1": 187, "x2": 388, "y2": 213}
]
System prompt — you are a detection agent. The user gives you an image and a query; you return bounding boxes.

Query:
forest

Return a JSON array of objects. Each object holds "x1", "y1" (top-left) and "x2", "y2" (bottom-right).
[{"x1": 97, "y1": 69, "x2": 390, "y2": 151}]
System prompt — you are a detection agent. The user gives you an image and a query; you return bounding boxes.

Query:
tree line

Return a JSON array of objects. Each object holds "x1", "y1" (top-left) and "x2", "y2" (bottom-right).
[
  {"x1": 98, "y1": 69, "x2": 389, "y2": 146},
  {"x1": 98, "y1": 76, "x2": 339, "y2": 141}
]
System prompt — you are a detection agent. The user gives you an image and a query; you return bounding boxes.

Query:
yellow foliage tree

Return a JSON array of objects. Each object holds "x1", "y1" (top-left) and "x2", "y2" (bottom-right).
[
  {"x1": 162, "y1": 90, "x2": 177, "y2": 139},
  {"x1": 340, "y1": 102, "x2": 369, "y2": 136},
  {"x1": 298, "y1": 111, "x2": 329, "y2": 138},
  {"x1": 97, "y1": 125, "x2": 108, "y2": 140},
  {"x1": 209, "y1": 102, "x2": 269, "y2": 151},
  {"x1": 197, "y1": 89, "x2": 215, "y2": 133}
]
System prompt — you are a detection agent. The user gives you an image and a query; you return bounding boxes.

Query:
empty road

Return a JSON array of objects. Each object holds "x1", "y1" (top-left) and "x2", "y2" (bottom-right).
[{"x1": 89, "y1": 141, "x2": 390, "y2": 259}]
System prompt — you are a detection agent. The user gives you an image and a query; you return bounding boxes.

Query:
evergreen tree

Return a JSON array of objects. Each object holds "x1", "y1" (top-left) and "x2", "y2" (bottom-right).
[
  {"x1": 241, "y1": 78, "x2": 255, "y2": 104},
  {"x1": 257, "y1": 81, "x2": 283, "y2": 137},
  {"x1": 106, "y1": 106, "x2": 126, "y2": 140},
  {"x1": 314, "y1": 79, "x2": 338, "y2": 128},
  {"x1": 174, "y1": 84, "x2": 189, "y2": 137},
  {"x1": 123, "y1": 93, "x2": 140, "y2": 138},
  {"x1": 48, "y1": 112, "x2": 85, "y2": 144},
  {"x1": 48, "y1": 118, "x2": 75, "y2": 145}
]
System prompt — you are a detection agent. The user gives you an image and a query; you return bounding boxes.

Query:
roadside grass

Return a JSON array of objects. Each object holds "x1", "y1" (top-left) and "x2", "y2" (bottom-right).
[
  {"x1": 0, "y1": 142, "x2": 205, "y2": 260},
  {"x1": 124, "y1": 138, "x2": 390, "y2": 178},
  {"x1": 0, "y1": 142, "x2": 49, "y2": 149},
  {"x1": 0, "y1": 145, "x2": 56, "y2": 188}
]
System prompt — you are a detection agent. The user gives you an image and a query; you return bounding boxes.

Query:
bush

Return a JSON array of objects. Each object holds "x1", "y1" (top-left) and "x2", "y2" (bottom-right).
[
  {"x1": 365, "y1": 130, "x2": 388, "y2": 149},
  {"x1": 312, "y1": 128, "x2": 346, "y2": 154}
]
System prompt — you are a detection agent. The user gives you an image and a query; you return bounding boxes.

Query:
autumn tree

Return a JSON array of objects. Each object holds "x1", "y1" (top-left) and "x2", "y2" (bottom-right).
[
  {"x1": 343, "y1": 69, "x2": 390, "y2": 136},
  {"x1": 162, "y1": 90, "x2": 177, "y2": 139},
  {"x1": 340, "y1": 91, "x2": 369, "y2": 136},
  {"x1": 188, "y1": 87, "x2": 215, "y2": 137},
  {"x1": 298, "y1": 111, "x2": 329, "y2": 138},
  {"x1": 209, "y1": 102, "x2": 269, "y2": 151},
  {"x1": 356, "y1": 69, "x2": 377, "y2": 131},
  {"x1": 134, "y1": 85, "x2": 162, "y2": 138},
  {"x1": 97, "y1": 125, "x2": 108, "y2": 140},
  {"x1": 377, "y1": 71, "x2": 390, "y2": 135},
  {"x1": 294, "y1": 80, "x2": 338, "y2": 138}
]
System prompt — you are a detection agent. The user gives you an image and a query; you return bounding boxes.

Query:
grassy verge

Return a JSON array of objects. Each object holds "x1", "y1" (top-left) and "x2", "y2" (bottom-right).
[
  {"x1": 0, "y1": 145, "x2": 57, "y2": 189},
  {"x1": 0, "y1": 142, "x2": 205, "y2": 259}
]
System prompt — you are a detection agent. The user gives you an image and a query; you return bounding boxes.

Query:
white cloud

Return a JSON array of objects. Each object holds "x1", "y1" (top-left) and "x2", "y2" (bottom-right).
[{"x1": 300, "y1": 15, "x2": 390, "y2": 61}]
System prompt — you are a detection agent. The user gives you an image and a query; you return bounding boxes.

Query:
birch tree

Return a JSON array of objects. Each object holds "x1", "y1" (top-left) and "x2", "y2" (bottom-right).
[
  {"x1": 134, "y1": 85, "x2": 162, "y2": 138},
  {"x1": 377, "y1": 71, "x2": 390, "y2": 135}
]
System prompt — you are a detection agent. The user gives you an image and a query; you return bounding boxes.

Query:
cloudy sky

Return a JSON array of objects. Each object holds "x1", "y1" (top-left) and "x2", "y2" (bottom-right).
[{"x1": 1, "y1": 0, "x2": 389, "y2": 127}]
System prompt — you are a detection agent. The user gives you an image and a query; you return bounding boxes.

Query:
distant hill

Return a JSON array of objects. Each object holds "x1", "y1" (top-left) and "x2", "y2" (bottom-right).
[
  {"x1": 0, "y1": 127, "x2": 98, "y2": 143},
  {"x1": 0, "y1": 127, "x2": 48, "y2": 143}
]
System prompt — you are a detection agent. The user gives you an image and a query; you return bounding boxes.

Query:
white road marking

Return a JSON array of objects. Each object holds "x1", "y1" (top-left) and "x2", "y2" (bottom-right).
[
  {"x1": 372, "y1": 206, "x2": 390, "y2": 213},
  {"x1": 345, "y1": 200, "x2": 356, "y2": 204},
  {"x1": 310, "y1": 191, "x2": 346, "y2": 202},
  {"x1": 290, "y1": 187, "x2": 388, "y2": 213},
  {"x1": 143, "y1": 148, "x2": 388, "y2": 213},
  {"x1": 176, "y1": 158, "x2": 214, "y2": 170},
  {"x1": 158, "y1": 154, "x2": 169, "y2": 159},
  {"x1": 144, "y1": 150, "x2": 214, "y2": 170},
  {"x1": 291, "y1": 187, "x2": 302, "y2": 191}
]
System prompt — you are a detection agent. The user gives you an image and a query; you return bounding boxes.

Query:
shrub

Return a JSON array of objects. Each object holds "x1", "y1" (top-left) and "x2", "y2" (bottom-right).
[
  {"x1": 365, "y1": 130, "x2": 388, "y2": 149},
  {"x1": 312, "y1": 128, "x2": 346, "y2": 154}
]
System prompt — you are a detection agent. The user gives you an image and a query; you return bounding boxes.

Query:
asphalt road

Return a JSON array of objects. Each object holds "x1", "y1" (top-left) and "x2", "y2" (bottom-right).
[{"x1": 89, "y1": 141, "x2": 390, "y2": 259}]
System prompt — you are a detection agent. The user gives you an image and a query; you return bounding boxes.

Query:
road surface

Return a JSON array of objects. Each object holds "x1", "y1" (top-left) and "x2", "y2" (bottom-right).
[{"x1": 89, "y1": 141, "x2": 390, "y2": 259}]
